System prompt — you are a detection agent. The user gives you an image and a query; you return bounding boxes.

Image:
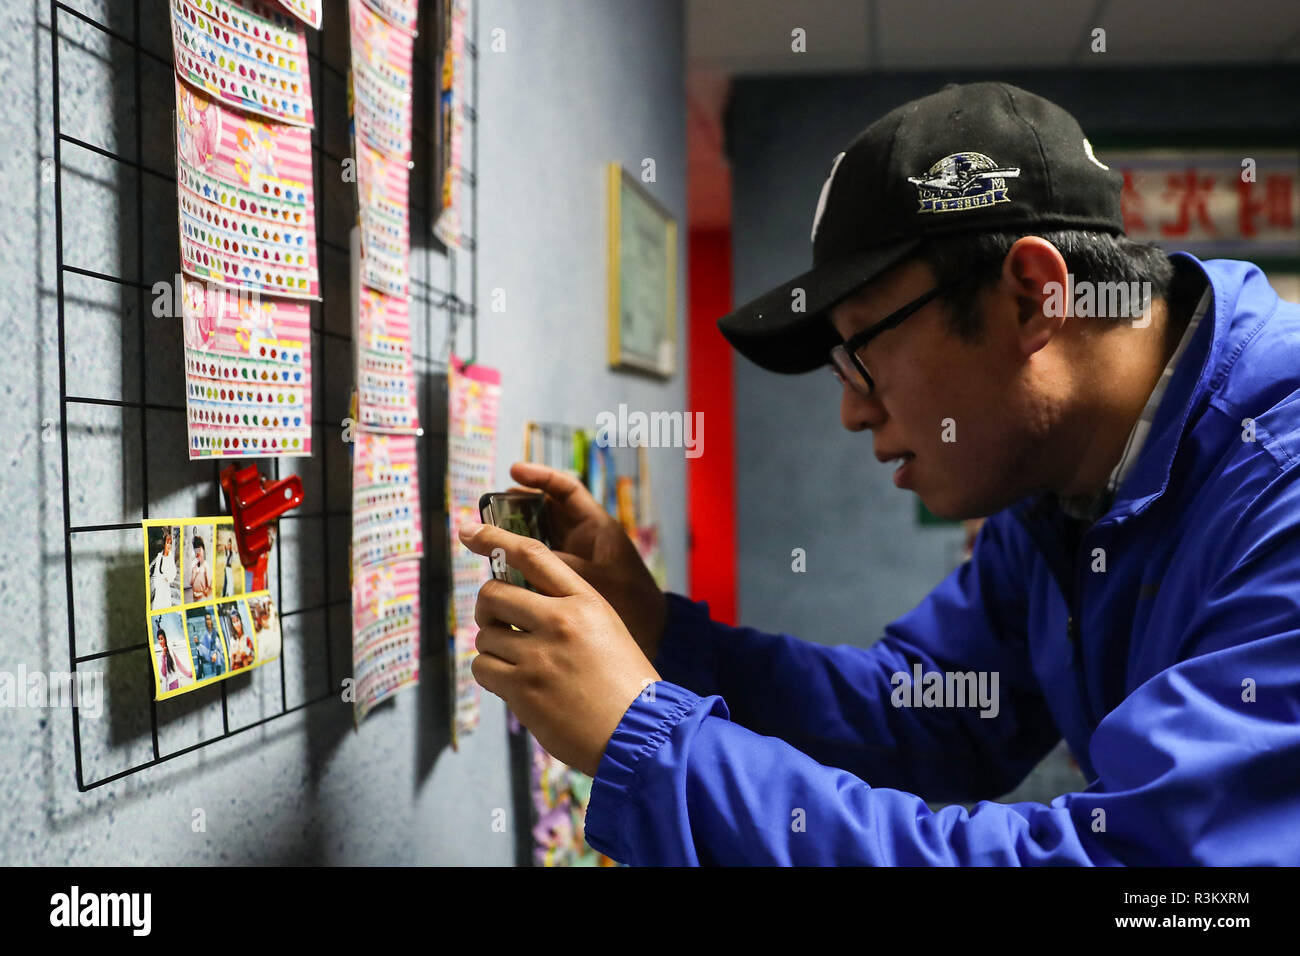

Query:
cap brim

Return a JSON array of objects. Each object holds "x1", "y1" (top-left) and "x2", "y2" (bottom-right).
[{"x1": 717, "y1": 238, "x2": 922, "y2": 374}]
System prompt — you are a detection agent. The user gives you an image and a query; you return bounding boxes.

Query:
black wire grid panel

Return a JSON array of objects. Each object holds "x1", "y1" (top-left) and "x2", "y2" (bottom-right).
[{"x1": 50, "y1": 0, "x2": 478, "y2": 791}]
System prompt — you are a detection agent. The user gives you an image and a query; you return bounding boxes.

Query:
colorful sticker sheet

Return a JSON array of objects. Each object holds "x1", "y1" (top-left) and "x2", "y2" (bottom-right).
[
  {"x1": 351, "y1": 0, "x2": 415, "y2": 161},
  {"x1": 357, "y1": 141, "x2": 411, "y2": 298},
  {"x1": 446, "y1": 356, "x2": 500, "y2": 747},
  {"x1": 351, "y1": 431, "x2": 423, "y2": 567},
  {"x1": 357, "y1": 287, "x2": 419, "y2": 432},
  {"x1": 143, "y1": 517, "x2": 283, "y2": 701},
  {"x1": 350, "y1": 0, "x2": 415, "y2": 303},
  {"x1": 273, "y1": 0, "x2": 322, "y2": 30},
  {"x1": 171, "y1": 0, "x2": 315, "y2": 127},
  {"x1": 349, "y1": 427, "x2": 423, "y2": 720},
  {"x1": 183, "y1": 281, "x2": 312, "y2": 457},
  {"x1": 175, "y1": 76, "x2": 319, "y2": 300},
  {"x1": 433, "y1": 0, "x2": 469, "y2": 248},
  {"x1": 351, "y1": 559, "x2": 420, "y2": 721}
]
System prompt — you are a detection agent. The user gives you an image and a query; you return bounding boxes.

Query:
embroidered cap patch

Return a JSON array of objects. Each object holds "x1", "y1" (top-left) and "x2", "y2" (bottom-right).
[{"x1": 907, "y1": 152, "x2": 1021, "y2": 214}]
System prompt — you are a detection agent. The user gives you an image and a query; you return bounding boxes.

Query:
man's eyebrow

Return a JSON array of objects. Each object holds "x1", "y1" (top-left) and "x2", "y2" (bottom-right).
[{"x1": 832, "y1": 298, "x2": 881, "y2": 337}]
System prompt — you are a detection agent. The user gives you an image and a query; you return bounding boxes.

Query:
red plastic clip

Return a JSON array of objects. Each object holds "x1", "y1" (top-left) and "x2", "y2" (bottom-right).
[{"x1": 219, "y1": 464, "x2": 304, "y2": 571}]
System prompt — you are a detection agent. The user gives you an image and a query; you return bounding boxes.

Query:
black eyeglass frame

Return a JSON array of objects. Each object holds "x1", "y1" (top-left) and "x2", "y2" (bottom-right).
[{"x1": 829, "y1": 281, "x2": 956, "y2": 396}]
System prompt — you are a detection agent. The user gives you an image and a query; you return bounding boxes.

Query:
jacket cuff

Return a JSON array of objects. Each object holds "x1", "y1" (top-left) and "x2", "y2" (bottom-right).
[
  {"x1": 651, "y1": 592, "x2": 723, "y2": 696},
  {"x1": 584, "y1": 680, "x2": 703, "y2": 862}
]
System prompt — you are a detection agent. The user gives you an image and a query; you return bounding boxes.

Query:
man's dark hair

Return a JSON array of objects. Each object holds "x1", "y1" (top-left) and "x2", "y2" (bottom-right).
[{"x1": 916, "y1": 230, "x2": 1175, "y2": 341}]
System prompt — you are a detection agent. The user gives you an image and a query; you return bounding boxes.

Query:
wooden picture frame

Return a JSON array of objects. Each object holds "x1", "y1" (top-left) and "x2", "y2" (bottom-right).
[{"x1": 607, "y1": 163, "x2": 677, "y2": 378}]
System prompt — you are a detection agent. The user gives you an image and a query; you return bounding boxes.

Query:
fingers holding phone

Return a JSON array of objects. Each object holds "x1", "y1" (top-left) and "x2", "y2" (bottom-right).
[{"x1": 499, "y1": 462, "x2": 668, "y2": 661}]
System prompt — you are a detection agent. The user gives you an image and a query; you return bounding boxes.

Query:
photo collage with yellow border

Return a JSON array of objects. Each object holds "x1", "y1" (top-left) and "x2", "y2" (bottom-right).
[{"x1": 143, "y1": 517, "x2": 283, "y2": 700}]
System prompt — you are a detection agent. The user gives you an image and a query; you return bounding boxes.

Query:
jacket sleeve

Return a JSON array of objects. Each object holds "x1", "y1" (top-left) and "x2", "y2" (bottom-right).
[
  {"x1": 583, "y1": 470, "x2": 1300, "y2": 866},
  {"x1": 649, "y1": 511, "x2": 1062, "y2": 804}
]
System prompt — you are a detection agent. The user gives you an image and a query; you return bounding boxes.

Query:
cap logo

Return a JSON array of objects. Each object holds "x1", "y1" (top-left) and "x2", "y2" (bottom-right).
[
  {"x1": 907, "y1": 151, "x2": 1020, "y2": 214},
  {"x1": 810, "y1": 151, "x2": 845, "y2": 242}
]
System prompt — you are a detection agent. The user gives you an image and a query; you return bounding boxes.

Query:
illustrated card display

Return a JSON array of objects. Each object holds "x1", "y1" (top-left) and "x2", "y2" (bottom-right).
[{"x1": 143, "y1": 517, "x2": 282, "y2": 701}]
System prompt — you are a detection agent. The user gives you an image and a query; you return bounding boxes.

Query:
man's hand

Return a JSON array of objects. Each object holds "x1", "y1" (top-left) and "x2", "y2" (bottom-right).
[
  {"x1": 459, "y1": 520, "x2": 661, "y2": 778},
  {"x1": 507, "y1": 461, "x2": 668, "y2": 662}
]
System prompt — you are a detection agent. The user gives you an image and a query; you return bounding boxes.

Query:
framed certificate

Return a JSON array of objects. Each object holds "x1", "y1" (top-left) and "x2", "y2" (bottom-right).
[{"x1": 607, "y1": 163, "x2": 677, "y2": 378}]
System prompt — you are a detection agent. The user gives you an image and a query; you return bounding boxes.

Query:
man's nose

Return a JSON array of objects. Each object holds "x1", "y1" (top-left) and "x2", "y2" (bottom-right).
[{"x1": 840, "y1": 384, "x2": 885, "y2": 432}]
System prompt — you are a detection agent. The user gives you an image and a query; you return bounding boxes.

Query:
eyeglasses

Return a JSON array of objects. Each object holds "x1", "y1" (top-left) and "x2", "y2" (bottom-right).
[{"x1": 829, "y1": 282, "x2": 953, "y2": 397}]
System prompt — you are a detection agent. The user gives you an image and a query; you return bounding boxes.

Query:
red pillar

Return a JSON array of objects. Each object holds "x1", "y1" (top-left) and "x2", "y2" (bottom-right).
[{"x1": 686, "y1": 228, "x2": 736, "y2": 625}]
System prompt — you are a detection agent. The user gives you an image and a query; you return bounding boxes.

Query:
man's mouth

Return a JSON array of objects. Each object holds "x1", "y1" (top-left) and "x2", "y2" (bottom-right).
[
  {"x1": 875, "y1": 450, "x2": 916, "y2": 466},
  {"x1": 876, "y1": 450, "x2": 917, "y2": 487}
]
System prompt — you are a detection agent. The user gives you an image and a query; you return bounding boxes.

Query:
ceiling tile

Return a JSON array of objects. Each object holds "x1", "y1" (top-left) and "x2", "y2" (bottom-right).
[
  {"x1": 1097, "y1": 0, "x2": 1300, "y2": 63},
  {"x1": 689, "y1": 0, "x2": 870, "y2": 72},
  {"x1": 876, "y1": 0, "x2": 1087, "y2": 68}
]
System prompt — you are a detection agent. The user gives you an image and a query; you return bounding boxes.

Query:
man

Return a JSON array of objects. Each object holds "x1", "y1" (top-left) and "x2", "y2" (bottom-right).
[
  {"x1": 460, "y1": 82, "x2": 1300, "y2": 864},
  {"x1": 219, "y1": 533, "x2": 240, "y2": 598},
  {"x1": 226, "y1": 610, "x2": 253, "y2": 670},
  {"x1": 191, "y1": 612, "x2": 225, "y2": 681},
  {"x1": 189, "y1": 534, "x2": 212, "y2": 602}
]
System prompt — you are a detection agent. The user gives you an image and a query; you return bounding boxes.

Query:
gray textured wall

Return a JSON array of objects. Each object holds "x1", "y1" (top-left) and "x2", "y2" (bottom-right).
[
  {"x1": 1, "y1": 0, "x2": 685, "y2": 865},
  {"x1": 725, "y1": 65, "x2": 1300, "y2": 803}
]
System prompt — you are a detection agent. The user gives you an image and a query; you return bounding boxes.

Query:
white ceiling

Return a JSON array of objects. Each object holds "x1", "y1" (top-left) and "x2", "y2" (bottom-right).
[
  {"x1": 686, "y1": 0, "x2": 1300, "y2": 229},
  {"x1": 688, "y1": 0, "x2": 1300, "y2": 73}
]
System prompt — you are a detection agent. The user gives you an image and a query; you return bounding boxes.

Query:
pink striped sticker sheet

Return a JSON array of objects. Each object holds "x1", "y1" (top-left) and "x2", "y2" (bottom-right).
[
  {"x1": 357, "y1": 286, "x2": 419, "y2": 433},
  {"x1": 361, "y1": 0, "x2": 418, "y2": 36},
  {"x1": 357, "y1": 141, "x2": 410, "y2": 297},
  {"x1": 175, "y1": 77, "x2": 320, "y2": 300},
  {"x1": 350, "y1": 0, "x2": 415, "y2": 162},
  {"x1": 447, "y1": 356, "x2": 500, "y2": 747},
  {"x1": 352, "y1": 431, "x2": 423, "y2": 568},
  {"x1": 272, "y1": 0, "x2": 322, "y2": 29},
  {"x1": 351, "y1": 558, "x2": 420, "y2": 721},
  {"x1": 182, "y1": 280, "x2": 312, "y2": 458},
  {"x1": 170, "y1": 0, "x2": 315, "y2": 128}
]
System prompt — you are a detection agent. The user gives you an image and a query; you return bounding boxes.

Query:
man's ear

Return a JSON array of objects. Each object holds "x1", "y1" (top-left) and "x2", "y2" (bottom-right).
[{"x1": 998, "y1": 236, "x2": 1070, "y2": 357}]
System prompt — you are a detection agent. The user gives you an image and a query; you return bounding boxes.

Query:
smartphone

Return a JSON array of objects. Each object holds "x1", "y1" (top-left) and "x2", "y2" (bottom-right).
[{"x1": 478, "y1": 492, "x2": 553, "y2": 590}]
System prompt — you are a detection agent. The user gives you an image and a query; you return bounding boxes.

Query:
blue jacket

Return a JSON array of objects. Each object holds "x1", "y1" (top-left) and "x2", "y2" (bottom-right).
[{"x1": 584, "y1": 254, "x2": 1300, "y2": 865}]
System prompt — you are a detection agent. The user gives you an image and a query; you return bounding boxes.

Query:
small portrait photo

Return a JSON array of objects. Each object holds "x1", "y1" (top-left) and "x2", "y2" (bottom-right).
[
  {"x1": 146, "y1": 525, "x2": 183, "y2": 612},
  {"x1": 220, "y1": 600, "x2": 256, "y2": 672},
  {"x1": 150, "y1": 611, "x2": 194, "y2": 697},
  {"x1": 183, "y1": 524, "x2": 215, "y2": 605},
  {"x1": 214, "y1": 527, "x2": 244, "y2": 599},
  {"x1": 186, "y1": 606, "x2": 227, "y2": 682},
  {"x1": 248, "y1": 595, "x2": 281, "y2": 665}
]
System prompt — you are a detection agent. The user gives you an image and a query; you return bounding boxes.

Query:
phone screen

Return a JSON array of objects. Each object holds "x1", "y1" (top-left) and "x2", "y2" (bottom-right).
[{"x1": 478, "y1": 492, "x2": 552, "y2": 590}]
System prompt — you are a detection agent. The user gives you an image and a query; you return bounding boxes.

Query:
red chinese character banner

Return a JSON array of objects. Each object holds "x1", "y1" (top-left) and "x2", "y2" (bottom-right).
[{"x1": 1108, "y1": 149, "x2": 1299, "y2": 258}]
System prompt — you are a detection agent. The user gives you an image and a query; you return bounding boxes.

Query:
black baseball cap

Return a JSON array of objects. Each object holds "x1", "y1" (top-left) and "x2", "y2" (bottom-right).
[{"x1": 717, "y1": 81, "x2": 1126, "y2": 374}]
